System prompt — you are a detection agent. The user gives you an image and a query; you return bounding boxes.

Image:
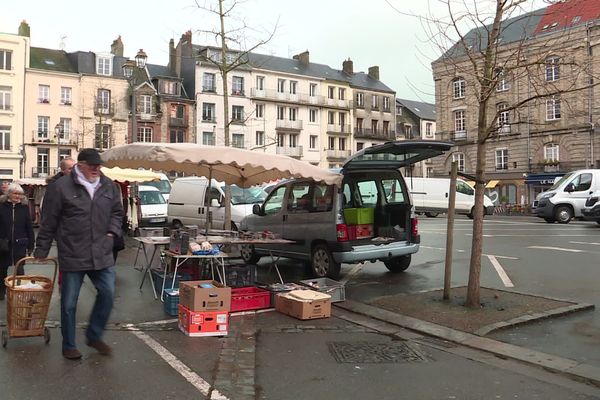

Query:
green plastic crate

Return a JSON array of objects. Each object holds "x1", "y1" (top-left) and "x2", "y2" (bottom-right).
[{"x1": 343, "y1": 208, "x2": 374, "y2": 225}]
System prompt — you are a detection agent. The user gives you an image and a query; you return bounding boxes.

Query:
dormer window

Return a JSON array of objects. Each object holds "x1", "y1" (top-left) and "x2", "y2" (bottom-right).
[{"x1": 96, "y1": 53, "x2": 114, "y2": 76}]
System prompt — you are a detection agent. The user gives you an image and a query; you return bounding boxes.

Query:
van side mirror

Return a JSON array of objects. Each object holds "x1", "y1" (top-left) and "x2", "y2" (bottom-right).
[
  {"x1": 565, "y1": 183, "x2": 575, "y2": 193},
  {"x1": 252, "y1": 204, "x2": 261, "y2": 215},
  {"x1": 211, "y1": 198, "x2": 221, "y2": 207}
]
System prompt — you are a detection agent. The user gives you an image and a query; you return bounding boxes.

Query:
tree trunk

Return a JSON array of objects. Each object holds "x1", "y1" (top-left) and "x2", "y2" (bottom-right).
[{"x1": 218, "y1": 0, "x2": 232, "y2": 230}]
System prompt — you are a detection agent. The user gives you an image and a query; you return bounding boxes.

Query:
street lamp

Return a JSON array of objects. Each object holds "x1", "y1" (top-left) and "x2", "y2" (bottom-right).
[
  {"x1": 122, "y1": 49, "x2": 147, "y2": 143},
  {"x1": 54, "y1": 123, "x2": 63, "y2": 172}
]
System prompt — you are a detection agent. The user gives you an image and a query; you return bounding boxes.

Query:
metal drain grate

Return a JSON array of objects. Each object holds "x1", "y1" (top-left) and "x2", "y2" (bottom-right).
[{"x1": 328, "y1": 341, "x2": 430, "y2": 364}]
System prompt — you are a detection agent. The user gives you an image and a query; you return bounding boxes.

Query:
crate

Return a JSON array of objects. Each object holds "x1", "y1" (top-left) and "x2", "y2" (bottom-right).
[
  {"x1": 178, "y1": 305, "x2": 228, "y2": 337},
  {"x1": 299, "y1": 277, "x2": 346, "y2": 303},
  {"x1": 343, "y1": 208, "x2": 374, "y2": 225},
  {"x1": 152, "y1": 270, "x2": 189, "y2": 293},
  {"x1": 262, "y1": 282, "x2": 307, "y2": 306},
  {"x1": 224, "y1": 264, "x2": 257, "y2": 288},
  {"x1": 138, "y1": 227, "x2": 165, "y2": 237},
  {"x1": 347, "y1": 224, "x2": 374, "y2": 240},
  {"x1": 163, "y1": 289, "x2": 180, "y2": 316},
  {"x1": 231, "y1": 287, "x2": 271, "y2": 312}
]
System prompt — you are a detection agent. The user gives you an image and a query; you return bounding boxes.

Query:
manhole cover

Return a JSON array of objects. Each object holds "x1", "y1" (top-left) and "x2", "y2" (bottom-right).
[{"x1": 328, "y1": 341, "x2": 430, "y2": 364}]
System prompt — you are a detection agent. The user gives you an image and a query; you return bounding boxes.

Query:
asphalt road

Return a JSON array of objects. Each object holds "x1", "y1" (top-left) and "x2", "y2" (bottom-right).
[{"x1": 0, "y1": 216, "x2": 598, "y2": 399}]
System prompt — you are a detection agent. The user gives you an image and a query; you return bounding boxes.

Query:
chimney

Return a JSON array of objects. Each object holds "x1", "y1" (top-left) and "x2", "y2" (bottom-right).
[
  {"x1": 368, "y1": 66, "x2": 380, "y2": 81},
  {"x1": 293, "y1": 50, "x2": 309, "y2": 65},
  {"x1": 342, "y1": 58, "x2": 353, "y2": 75},
  {"x1": 111, "y1": 35, "x2": 124, "y2": 57},
  {"x1": 169, "y1": 39, "x2": 176, "y2": 74},
  {"x1": 18, "y1": 20, "x2": 30, "y2": 37}
]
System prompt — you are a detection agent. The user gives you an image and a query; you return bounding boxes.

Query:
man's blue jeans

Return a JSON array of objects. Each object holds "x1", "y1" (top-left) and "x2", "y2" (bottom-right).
[{"x1": 60, "y1": 267, "x2": 115, "y2": 351}]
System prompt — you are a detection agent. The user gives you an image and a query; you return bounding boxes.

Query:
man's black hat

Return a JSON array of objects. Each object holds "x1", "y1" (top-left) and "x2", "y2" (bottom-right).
[{"x1": 77, "y1": 148, "x2": 104, "y2": 165}]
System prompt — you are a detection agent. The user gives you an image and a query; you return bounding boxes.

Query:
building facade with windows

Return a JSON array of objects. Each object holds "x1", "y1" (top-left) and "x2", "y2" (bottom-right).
[
  {"x1": 0, "y1": 25, "x2": 29, "y2": 181},
  {"x1": 173, "y1": 33, "x2": 396, "y2": 168},
  {"x1": 430, "y1": 0, "x2": 600, "y2": 205},
  {"x1": 395, "y1": 98, "x2": 437, "y2": 177}
]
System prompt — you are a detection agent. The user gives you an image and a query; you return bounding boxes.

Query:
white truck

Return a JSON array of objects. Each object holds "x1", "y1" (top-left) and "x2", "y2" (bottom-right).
[{"x1": 407, "y1": 177, "x2": 494, "y2": 218}]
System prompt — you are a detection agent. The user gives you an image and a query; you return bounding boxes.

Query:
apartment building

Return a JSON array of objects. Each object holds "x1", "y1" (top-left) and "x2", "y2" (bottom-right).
[
  {"x1": 0, "y1": 25, "x2": 29, "y2": 181},
  {"x1": 395, "y1": 98, "x2": 437, "y2": 177},
  {"x1": 172, "y1": 32, "x2": 395, "y2": 168},
  {"x1": 430, "y1": 0, "x2": 600, "y2": 204}
]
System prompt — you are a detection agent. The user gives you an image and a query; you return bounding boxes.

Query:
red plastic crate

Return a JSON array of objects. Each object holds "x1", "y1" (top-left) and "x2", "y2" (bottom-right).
[
  {"x1": 178, "y1": 304, "x2": 228, "y2": 337},
  {"x1": 230, "y1": 286, "x2": 271, "y2": 312},
  {"x1": 347, "y1": 224, "x2": 374, "y2": 240}
]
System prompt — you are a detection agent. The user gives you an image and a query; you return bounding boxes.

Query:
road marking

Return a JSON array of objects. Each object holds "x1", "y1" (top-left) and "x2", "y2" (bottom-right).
[
  {"x1": 420, "y1": 245, "x2": 465, "y2": 253},
  {"x1": 570, "y1": 241, "x2": 600, "y2": 246},
  {"x1": 340, "y1": 262, "x2": 365, "y2": 285},
  {"x1": 420, "y1": 246, "x2": 517, "y2": 259},
  {"x1": 127, "y1": 327, "x2": 229, "y2": 399},
  {"x1": 527, "y1": 246, "x2": 583, "y2": 253},
  {"x1": 487, "y1": 255, "x2": 514, "y2": 288}
]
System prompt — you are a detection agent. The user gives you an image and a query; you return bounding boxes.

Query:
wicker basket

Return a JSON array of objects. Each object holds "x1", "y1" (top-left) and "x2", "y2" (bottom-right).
[{"x1": 4, "y1": 257, "x2": 57, "y2": 339}]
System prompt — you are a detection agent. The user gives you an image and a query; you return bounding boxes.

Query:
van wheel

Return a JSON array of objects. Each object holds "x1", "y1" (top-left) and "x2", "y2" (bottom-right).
[
  {"x1": 554, "y1": 206, "x2": 573, "y2": 224},
  {"x1": 384, "y1": 255, "x2": 411, "y2": 272},
  {"x1": 311, "y1": 244, "x2": 340, "y2": 279},
  {"x1": 425, "y1": 212, "x2": 438, "y2": 218},
  {"x1": 544, "y1": 218, "x2": 555, "y2": 223},
  {"x1": 240, "y1": 244, "x2": 261, "y2": 264}
]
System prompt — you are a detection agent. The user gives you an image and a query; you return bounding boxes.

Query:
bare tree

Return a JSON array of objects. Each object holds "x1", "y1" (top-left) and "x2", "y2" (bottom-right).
[
  {"x1": 425, "y1": 0, "x2": 600, "y2": 306},
  {"x1": 193, "y1": 0, "x2": 277, "y2": 230}
]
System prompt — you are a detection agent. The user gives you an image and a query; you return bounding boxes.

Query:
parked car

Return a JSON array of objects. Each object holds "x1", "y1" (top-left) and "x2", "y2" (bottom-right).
[
  {"x1": 138, "y1": 185, "x2": 168, "y2": 227},
  {"x1": 239, "y1": 140, "x2": 453, "y2": 279},
  {"x1": 533, "y1": 169, "x2": 600, "y2": 223},
  {"x1": 407, "y1": 177, "x2": 494, "y2": 218},
  {"x1": 581, "y1": 190, "x2": 600, "y2": 224},
  {"x1": 167, "y1": 177, "x2": 267, "y2": 230}
]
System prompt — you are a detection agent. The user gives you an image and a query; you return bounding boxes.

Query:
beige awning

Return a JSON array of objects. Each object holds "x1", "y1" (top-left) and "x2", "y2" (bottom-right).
[{"x1": 486, "y1": 180, "x2": 500, "y2": 189}]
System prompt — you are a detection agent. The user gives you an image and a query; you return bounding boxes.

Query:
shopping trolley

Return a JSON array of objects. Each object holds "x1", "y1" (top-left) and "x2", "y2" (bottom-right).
[{"x1": 2, "y1": 257, "x2": 58, "y2": 348}]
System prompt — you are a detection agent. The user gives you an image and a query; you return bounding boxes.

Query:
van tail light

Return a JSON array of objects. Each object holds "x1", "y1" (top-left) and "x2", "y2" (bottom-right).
[
  {"x1": 336, "y1": 224, "x2": 349, "y2": 242},
  {"x1": 411, "y1": 217, "x2": 418, "y2": 237}
]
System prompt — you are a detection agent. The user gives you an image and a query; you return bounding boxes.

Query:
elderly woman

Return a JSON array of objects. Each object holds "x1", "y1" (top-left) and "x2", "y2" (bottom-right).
[{"x1": 0, "y1": 183, "x2": 35, "y2": 300}]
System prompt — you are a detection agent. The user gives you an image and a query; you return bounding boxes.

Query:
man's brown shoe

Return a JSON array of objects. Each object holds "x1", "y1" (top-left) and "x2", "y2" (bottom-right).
[
  {"x1": 62, "y1": 348, "x2": 82, "y2": 360},
  {"x1": 86, "y1": 340, "x2": 112, "y2": 356}
]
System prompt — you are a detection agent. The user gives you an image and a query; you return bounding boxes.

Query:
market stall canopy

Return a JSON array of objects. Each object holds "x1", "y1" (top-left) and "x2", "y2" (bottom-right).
[
  {"x1": 100, "y1": 143, "x2": 342, "y2": 187},
  {"x1": 15, "y1": 178, "x2": 47, "y2": 186},
  {"x1": 101, "y1": 166, "x2": 161, "y2": 183}
]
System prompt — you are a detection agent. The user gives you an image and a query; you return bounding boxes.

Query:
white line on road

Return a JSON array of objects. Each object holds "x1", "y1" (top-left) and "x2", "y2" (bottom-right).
[
  {"x1": 420, "y1": 246, "x2": 517, "y2": 259},
  {"x1": 487, "y1": 255, "x2": 514, "y2": 288},
  {"x1": 128, "y1": 327, "x2": 229, "y2": 399},
  {"x1": 527, "y1": 246, "x2": 583, "y2": 253},
  {"x1": 570, "y1": 241, "x2": 600, "y2": 246}
]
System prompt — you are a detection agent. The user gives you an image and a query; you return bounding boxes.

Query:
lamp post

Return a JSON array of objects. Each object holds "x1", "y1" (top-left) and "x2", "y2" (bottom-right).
[
  {"x1": 122, "y1": 49, "x2": 147, "y2": 143},
  {"x1": 54, "y1": 123, "x2": 63, "y2": 173}
]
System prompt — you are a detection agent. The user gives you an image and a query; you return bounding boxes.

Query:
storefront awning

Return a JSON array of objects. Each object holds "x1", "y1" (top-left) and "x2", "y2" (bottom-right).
[
  {"x1": 485, "y1": 180, "x2": 499, "y2": 189},
  {"x1": 525, "y1": 173, "x2": 565, "y2": 185}
]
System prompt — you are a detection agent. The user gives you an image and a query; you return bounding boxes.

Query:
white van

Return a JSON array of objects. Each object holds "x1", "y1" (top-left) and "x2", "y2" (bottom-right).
[
  {"x1": 141, "y1": 173, "x2": 172, "y2": 201},
  {"x1": 138, "y1": 185, "x2": 168, "y2": 227},
  {"x1": 533, "y1": 169, "x2": 600, "y2": 223},
  {"x1": 167, "y1": 177, "x2": 267, "y2": 230},
  {"x1": 408, "y1": 177, "x2": 494, "y2": 218}
]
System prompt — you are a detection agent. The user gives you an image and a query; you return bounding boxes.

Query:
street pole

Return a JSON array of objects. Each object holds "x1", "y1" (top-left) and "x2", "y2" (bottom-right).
[
  {"x1": 131, "y1": 83, "x2": 137, "y2": 143},
  {"x1": 443, "y1": 161, "x2": 458, "y2": 300},
  {"x1": 122, "y1": 49, "x2": 147, "y2": 144}
]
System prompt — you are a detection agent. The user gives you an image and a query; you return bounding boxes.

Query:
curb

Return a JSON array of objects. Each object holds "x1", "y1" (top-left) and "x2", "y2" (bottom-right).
[{"x1": 335, "y1": 299, "x2": 600, "y2": 388}]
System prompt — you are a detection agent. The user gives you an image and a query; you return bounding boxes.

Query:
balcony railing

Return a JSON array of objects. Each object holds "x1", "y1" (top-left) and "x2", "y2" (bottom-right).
[
  {"x1": 250, "y1": 88, "x2": 349, "y2": 109},
  {"x1": 169, "y1": 116, "x2": 188, "y2": 127},
  {"x1": 275, "y1": 119, "x2": 303, "y2": 130},
  {"x1": 0, "y1": 105, "x2": 13, "y2": 111},
  {"x1": 0, "y1": 145, "x2": 12, "y2": 151},
  {"x1": 276, "y1": 145, "x2": 303, "y2": 157},
  {"x1": 31, "y1": 167, "x2": 58, "y2": 178},
  {"x1": 353, "y1": 128, "x2": 393, "y2": 140},
  {"x1": 95, "y1": 102, "x2": 115, "y2": 116},
  {"x1": 452, "y1": 130, "x2": 467, "y2": 141},
  {"x1": 327, "y1": 124, "x2": 352, "y2": 134},
  {"x1": 326, "y1": 149, "x2": 351, "y2": 159},
  {"x1": 231, "y1": 89, "x2": 245, "y2": 96},
  {"x1": 202, "y1": 85, "x2": 216, "y2": 92}
]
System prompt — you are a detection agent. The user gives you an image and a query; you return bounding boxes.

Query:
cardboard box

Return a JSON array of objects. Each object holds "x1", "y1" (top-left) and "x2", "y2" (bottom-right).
[
  {"x1": 179, "y1": 280, "x2": 231, "y2": 312},
  {"x1": 275, "y1": 289, "x2": 331, "y2": 320},
  {"x1": 178, "y1": 305, "x2": 228, "y2": 337}
]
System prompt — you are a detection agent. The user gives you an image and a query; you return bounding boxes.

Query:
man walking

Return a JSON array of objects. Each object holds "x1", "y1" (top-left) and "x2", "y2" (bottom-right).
[{"x1": 34, "y1": 149, "x2": 123, "y2": 360}]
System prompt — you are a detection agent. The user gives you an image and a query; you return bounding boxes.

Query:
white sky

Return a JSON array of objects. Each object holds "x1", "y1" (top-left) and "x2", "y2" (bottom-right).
[{"x1": 1, "y1": 0, "x2": 548, "y2": 103}]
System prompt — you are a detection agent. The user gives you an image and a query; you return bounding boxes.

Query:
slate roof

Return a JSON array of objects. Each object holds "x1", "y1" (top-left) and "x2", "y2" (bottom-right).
[
  {"x1": 147, "y1": 63, "x2": 176, "y2": 78},
  {"x1": 195, "y1": 45, "x2": 395, "y2": 93},
  {"x1": 396, "y1": 98, "x2": 436, "y2": 121},
  {"x1": 30, "y1": 47, "x2": 77, "y2": 73}
]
